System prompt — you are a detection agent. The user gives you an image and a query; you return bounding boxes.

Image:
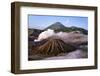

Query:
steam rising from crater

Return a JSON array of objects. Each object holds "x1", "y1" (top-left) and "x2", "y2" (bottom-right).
[
  {"x1": 34, "y1": 29, "x2": 67, "y2": 42},
  {"x1": 34, "y1": 29, "x2": 86, "y2": 44},
  {"x1": 34, "y1": 29, "x2": 55, "y2": 41}
]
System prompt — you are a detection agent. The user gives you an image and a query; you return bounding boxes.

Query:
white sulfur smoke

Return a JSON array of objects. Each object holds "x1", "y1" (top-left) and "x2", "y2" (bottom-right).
[
  {"x1": 34, "y1": 29, "x2": 70, "y2": 42},
  {"x1": 34, "y1": 29, "x2": 86, "y2": 43},
  {"x1": 34, "y1": 29, "x2": 56, "y2": 42}
]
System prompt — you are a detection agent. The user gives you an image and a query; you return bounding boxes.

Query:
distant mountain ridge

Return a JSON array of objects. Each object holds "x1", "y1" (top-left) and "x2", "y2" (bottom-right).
[
  {"x1": 29, "y1": 22, "x2": 88, "y2": 36},
  {"x1": 45, "y1": 22, "x2": 88, "y2": 34}
]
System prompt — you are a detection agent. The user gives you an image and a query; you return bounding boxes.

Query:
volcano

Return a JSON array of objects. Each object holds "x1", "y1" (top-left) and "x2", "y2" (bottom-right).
[
  {"x1": 45, "y1": 22, "x2": 66, "y2": 30},
  {"x1": 32, "y1": 38, "x2": 77, "y2": 56}
]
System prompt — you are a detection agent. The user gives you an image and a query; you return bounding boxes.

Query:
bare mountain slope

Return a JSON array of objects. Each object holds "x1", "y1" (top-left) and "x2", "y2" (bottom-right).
[{"x1": 32, "y1": 38, "x2": 77, "y2": 56}]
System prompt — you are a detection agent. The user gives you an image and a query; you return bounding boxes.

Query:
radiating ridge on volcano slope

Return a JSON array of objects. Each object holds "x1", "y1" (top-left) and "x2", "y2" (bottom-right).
[{"x1": 32, "y1": 38, "x2": 77, "y2": 56}]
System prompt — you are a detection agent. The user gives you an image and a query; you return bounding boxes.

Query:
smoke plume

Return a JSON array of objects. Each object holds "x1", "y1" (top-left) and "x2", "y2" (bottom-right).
[
  {"x1": 34, "y1": 29, "x2": 87, "y2": 45},
  {"x1": 34, "y1": 29, "x2": 55, "y2": 41}
]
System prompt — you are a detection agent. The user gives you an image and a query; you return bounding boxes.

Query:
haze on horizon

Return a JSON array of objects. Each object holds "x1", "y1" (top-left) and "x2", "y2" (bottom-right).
[{"x1": 28, "y1": 15, "x2": 88, "y2": 30}]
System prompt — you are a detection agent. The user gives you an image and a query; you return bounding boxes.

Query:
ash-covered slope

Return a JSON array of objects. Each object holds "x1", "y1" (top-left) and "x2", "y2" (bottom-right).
[{"x1": 32, "y1": 38, "x2": 77, "y2": 56}]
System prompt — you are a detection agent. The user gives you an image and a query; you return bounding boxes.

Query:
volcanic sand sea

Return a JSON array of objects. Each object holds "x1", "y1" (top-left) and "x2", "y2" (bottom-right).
[{"x1": 44, "y1": 49, "x2": 88, "y2": 60}]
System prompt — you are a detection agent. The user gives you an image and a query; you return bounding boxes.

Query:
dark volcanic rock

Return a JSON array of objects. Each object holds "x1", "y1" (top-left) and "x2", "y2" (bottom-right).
[{"x1": 32, "y1": 38, "x2": 77, "y2": 56}]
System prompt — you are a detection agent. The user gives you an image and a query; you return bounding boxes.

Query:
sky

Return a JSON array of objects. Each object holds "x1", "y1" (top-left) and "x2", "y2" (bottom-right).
[{"x1": 28, "y1": 15, "x2": 88, "y2": 30}]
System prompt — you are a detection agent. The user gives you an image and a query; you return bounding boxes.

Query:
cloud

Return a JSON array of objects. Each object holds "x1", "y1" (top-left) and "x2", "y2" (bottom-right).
[{"x1": 34, "y1": 29, "x2": 55, "y2": 42}]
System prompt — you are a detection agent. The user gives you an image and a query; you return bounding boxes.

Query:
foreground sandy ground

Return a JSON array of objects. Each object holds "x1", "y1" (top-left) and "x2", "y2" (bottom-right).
[{"x1": 44, "y1": 49, "x2": 87, "y2": 60}]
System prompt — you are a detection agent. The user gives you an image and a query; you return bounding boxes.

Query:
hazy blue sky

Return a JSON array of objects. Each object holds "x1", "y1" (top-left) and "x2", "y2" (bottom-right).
[{"x1": 28, "y1": 15, "x2": 88, "y2": 30}]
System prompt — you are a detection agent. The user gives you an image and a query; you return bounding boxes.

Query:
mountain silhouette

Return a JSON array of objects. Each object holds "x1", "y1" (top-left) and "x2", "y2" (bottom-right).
[
  {"x1": 32, "y1": 38, "x2": 77, "y2": 56},
  {"x1": 45, "y1": 22, "x2": 66, "y2": 30},
  {"x1": 45, "y1": 22, "x2": 88, "y2": 34}
]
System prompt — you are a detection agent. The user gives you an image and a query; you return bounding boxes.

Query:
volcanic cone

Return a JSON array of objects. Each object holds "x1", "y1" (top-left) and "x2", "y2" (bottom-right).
[{"x1": 32, "y1": 38, "x2": 77, "y2": 56}]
